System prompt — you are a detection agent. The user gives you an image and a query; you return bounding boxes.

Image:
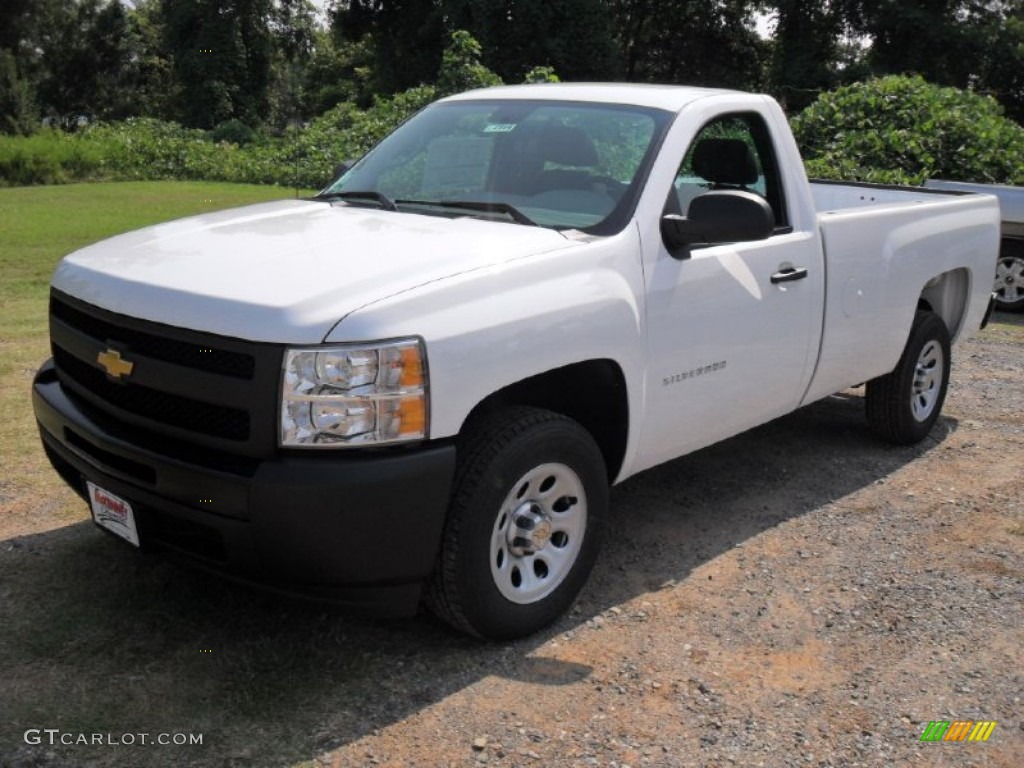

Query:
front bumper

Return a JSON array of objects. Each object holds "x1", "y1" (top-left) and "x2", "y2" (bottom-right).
[{"x1": 32, "y1": 360, "x2": 456, "y2": 615}]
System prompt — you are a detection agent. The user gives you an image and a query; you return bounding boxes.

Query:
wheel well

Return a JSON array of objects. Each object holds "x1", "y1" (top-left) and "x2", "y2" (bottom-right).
[
  {"x1": 461, "y1": 360, "x2": 629, "y2": 482},
  {"x1": 918, "y1": 268, "x2": 969, "y2": 338}
]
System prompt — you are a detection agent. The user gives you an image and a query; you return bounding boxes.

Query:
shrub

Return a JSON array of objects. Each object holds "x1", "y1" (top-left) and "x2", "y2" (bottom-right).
[
  {"x1": 792, "y1": 75, "x2": 1024, "y2": 185},
  {"x1": 79, "y1": 118, "x2": 221, "y2": 181},
  {"x1": 209, "y1": 119, "x2": 257, "y2": 146},
  {"x1": 0, "y1": 129, "x2": 105, "y2": 186},
  {"x1": 523, "y1": 66, "x2": 560, "y2": 84},
  {"x1": 281, "y1": 86, "x2": 438, "y2": 189}
]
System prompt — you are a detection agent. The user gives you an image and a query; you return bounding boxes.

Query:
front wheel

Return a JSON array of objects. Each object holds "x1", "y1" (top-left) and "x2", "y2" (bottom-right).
[
  {"x1": 865, "y1": 310, "x2": 951, "y2": 444},
  {"x1": 426, "y1": 407, "x2": 608, "y2": 640}
]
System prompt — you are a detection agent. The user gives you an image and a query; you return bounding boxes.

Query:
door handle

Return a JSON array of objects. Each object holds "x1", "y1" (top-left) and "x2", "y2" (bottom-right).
[{"x1": 771, "y1": 266, "x2": 808, "y2": 284}]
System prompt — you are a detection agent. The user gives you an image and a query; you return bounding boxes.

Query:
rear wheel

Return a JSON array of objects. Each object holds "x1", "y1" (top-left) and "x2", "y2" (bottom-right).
[
  {"x1": 865, "y1": 310, "x2": 951, "y2": 444},
  {"x1": 994, "y1": 249, "x2": 1024, "y2": 311},
  {"x1": 426, "y1": 407, "x2": 607, "y2": 640}
]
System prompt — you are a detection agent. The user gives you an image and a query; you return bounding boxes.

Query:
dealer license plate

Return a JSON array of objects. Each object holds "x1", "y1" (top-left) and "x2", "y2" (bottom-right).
[{"x1": 87, "y1": 482, "x2": 140, "y2": 547}]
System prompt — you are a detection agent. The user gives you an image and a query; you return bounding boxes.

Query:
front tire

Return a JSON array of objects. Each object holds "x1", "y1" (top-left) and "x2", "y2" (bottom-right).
[
  {"x1": 426, "y1": 407, "x2": 608, "y2": 640},
  {"x1": 865, "y1": 310, "x2": 951, "y2": 444}
]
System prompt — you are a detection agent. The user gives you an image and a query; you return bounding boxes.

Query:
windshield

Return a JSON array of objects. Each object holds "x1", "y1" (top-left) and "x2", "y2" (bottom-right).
[{"x1": 320, "y1": 99, "x2": 671, "y2": 234}]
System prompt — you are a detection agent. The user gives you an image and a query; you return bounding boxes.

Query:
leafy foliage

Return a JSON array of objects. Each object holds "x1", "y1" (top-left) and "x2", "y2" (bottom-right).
[
  {"x1": 6, "y1": 12, "x2": 1024, "y2": 196},
  {"x1": 161, "y1": 0, "x2": 275, "y2": 129},
  {"x1": 614, "y1": 0, "x2": 766, "y2": 88},
  {"x1": 4, "y1": 0, "x2": 1024, "y2": 137},
  {"x1": 33, "y1": 0, "x2": 143, "y2": 126},
  {"x1": 447, "y1": 0, "x2": 620, "y2": 82},
  {"x1": 769, "y1": 1, "x2": 854, "y2": 111},
  {"x1": 0, "y1": 28, "x2": 501, "y2": 189},
  {"x1": 0, "y1": 128, "x2": 105, "y2": 185},
  {"x1": 436, "y1": 31, "x2": 502, "y2": 97},
  {"x1": 523, "y1": 66, "x2": 560, "y2": 84},
  {"x1": 792, "y1": 75, "x2": 1024, "y2": 184},
  {"x1": 332, "y1": 0, "x2": 447, "y2": 96},
  {"x1": 0, "y1": 49, "x2": 36, "y2": 135},
  {"x1": 837, "y1": 0, "x2": 1024, "y2": 123},
  {"x1": 209, "y1": 119, "x2": 257, "y2": 146},
  {"x1": 0, "y1": 72, "x2": 441, "y2": 189}
]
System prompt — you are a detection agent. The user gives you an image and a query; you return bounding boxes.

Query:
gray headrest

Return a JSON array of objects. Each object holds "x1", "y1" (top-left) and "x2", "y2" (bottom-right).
[{"x1": 692, "y1": 138, "x2": 759, "y2": 185}]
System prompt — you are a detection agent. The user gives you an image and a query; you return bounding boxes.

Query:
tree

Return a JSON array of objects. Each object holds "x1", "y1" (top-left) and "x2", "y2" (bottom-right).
[
  {"x1": 842, "y1": 1, "x2": 973, "y2": 85},
  {"x1": 300, "y1": 30, "x2": 375, "y2": 114},
  {"x1": 161, "y1": 0, "x2": 275, "y2": 129},
  {"x1": 613, "y1": 0, "x2": 766, "y2": 89},
  {"x1": 976, "y1": 3, "x2": 1024, "y2": 123},
  {"x1": 0, "y1": 0, "x2": 44, "y2": 54},
  {"x1": 331, "y1": 0, "x2": 447, "y2": 95},
  {"x1": 0, "y1": 49, "x2": 37, "y2": 134},
  {"x1": 435, "y1": 29, "x2": 501, "y2": 96},
  {"x1": 768, "y1": 1, "x2": 851, "y2": 111},
  {"x1": 87, "y1": 0, "x2": 145, "y2": 120},
  {"x1": 0, "y1": 0, "x2": 41, "y2": 134},
  {"x1": 267, "y1": 0, "x2": 320, "y2": 125},
  {"x1": 446, "y1": 0, "x2": 620, "y2": 82},
  {"x1": 833, "y1": 0, "x2": 1024, "y2": 124},
  {"x1": 34, "y1": 0, "x2": 132, "y2": 126},
  {"x1": 126, "y1": 0, "x2": 177, "y2": 121}
]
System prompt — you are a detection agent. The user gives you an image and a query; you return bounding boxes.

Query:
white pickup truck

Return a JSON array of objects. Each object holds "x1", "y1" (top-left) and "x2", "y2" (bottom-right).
[{"x1": 33, "y1": 84, "x2": 999, "y2": 639}]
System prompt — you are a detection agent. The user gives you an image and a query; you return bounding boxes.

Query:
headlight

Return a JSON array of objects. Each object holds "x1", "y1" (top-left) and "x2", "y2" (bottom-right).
[{"x1": 280, "y1": 339, "x2": 428, "y2": 447}]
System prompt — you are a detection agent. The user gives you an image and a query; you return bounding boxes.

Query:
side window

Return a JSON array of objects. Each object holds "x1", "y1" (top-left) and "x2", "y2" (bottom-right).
[{"x1": 666, "y1": 113, "x2": 788, "y2": 229}]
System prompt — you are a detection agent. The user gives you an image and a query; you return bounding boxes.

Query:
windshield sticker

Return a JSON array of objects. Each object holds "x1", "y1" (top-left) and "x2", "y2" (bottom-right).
[{"x1": 483, "y1": 123, "x2": 517, "y2": 133}]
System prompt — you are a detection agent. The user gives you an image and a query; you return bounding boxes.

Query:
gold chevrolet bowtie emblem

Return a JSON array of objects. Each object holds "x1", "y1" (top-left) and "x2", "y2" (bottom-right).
[{"x1": 96, "y1": 349, "x2": 134, "y2": 379}]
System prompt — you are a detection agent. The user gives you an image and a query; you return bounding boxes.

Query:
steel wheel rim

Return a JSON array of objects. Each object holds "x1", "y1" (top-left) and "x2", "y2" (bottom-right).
[
  {"x1": 911, "y1": 339, "x2": 944, "y2": 422},
  {"x1": 490, "y1": 462, "x2": 587, "y2": 604},
  {"x1": 995, "y1": 257, "x2": 1024, "y2": 303}
]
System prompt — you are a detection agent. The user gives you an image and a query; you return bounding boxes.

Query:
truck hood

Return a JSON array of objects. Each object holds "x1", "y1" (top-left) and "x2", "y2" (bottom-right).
[{"x1": 53, "y1": 199, "x2": 578, "y2": 343}]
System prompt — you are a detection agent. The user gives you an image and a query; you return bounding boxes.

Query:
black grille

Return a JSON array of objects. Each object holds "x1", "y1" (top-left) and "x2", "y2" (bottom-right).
[
  {"x1": 48, "y1": 289, "x2": 281, "y2": 457},
  {"x1": 54, "y1": 347, "x2": 250, "y2": 441},
  {"x1": 52, "y1": 297, "x2": 254, "y2": 379}
]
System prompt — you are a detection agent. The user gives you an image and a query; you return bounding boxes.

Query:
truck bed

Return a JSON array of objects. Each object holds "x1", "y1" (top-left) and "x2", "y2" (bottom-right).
[
  {"x1": 800, "y1": 179, "x2": 999, "y2": 405},
  {"x1": 810, "y1": 179, "x2": 982, "y2": 215}
]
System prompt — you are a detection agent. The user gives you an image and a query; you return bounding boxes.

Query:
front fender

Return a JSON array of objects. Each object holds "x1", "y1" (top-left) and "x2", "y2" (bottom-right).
[{"x1": 329, "y1": 226, "x2": 648, "y2": 468}]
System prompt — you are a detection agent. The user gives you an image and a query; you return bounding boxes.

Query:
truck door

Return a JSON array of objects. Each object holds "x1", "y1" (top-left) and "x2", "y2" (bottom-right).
[{"x1": 635, "y1": 112, "x2": 823, "y2": 471}]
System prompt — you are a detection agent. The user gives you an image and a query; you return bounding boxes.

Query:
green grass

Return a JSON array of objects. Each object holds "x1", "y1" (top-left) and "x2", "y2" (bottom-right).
[{"x1": 0, "y1": 181, "x2": 310, "y2": 499}]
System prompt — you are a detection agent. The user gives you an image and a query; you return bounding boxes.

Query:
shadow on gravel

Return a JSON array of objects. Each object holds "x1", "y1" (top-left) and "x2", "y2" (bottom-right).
[
  {"x1": 992, "y1": 309, "x2": 1024, "y2": 326},
  {"x1": 0, "y1": 393, "x2": 953, "y2": 767}
]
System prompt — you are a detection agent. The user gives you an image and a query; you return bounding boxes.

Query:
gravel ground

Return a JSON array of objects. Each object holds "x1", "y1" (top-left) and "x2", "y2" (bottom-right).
[{"x1": 1, "y1": 314, "x2": 1020, "y2": 768}]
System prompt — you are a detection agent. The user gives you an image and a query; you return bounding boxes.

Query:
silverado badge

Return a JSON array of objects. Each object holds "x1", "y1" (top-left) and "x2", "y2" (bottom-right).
[{"x1": 97, "y1": 348, "x2": 134, "y2": 379}]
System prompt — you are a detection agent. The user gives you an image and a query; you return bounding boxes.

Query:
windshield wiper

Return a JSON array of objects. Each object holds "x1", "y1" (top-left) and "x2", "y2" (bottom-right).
[
  {"x1": 396, "y1": 199, "x2": 537, "y2": 227},
  {"x1": 317, "y1": 190, "x2": 398, "y2": 212}
]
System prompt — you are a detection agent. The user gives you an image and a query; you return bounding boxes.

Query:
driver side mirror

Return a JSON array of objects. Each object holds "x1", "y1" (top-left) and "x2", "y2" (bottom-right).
[{"x1": 661, "y1": 190, "x2": 775, "y2": 258}]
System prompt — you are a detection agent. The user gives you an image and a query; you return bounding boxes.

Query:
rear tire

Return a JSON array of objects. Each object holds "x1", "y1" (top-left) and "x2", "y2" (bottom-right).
[
  {"x1": 426, "y1": 407, "x2": 607, "y2": 640},
  {"x1": 866, "y1": 310, "x2": 951, "y2": 444},
  {"x1": 994, "y1": 247, "x2": 1024, "y2": 311}
]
